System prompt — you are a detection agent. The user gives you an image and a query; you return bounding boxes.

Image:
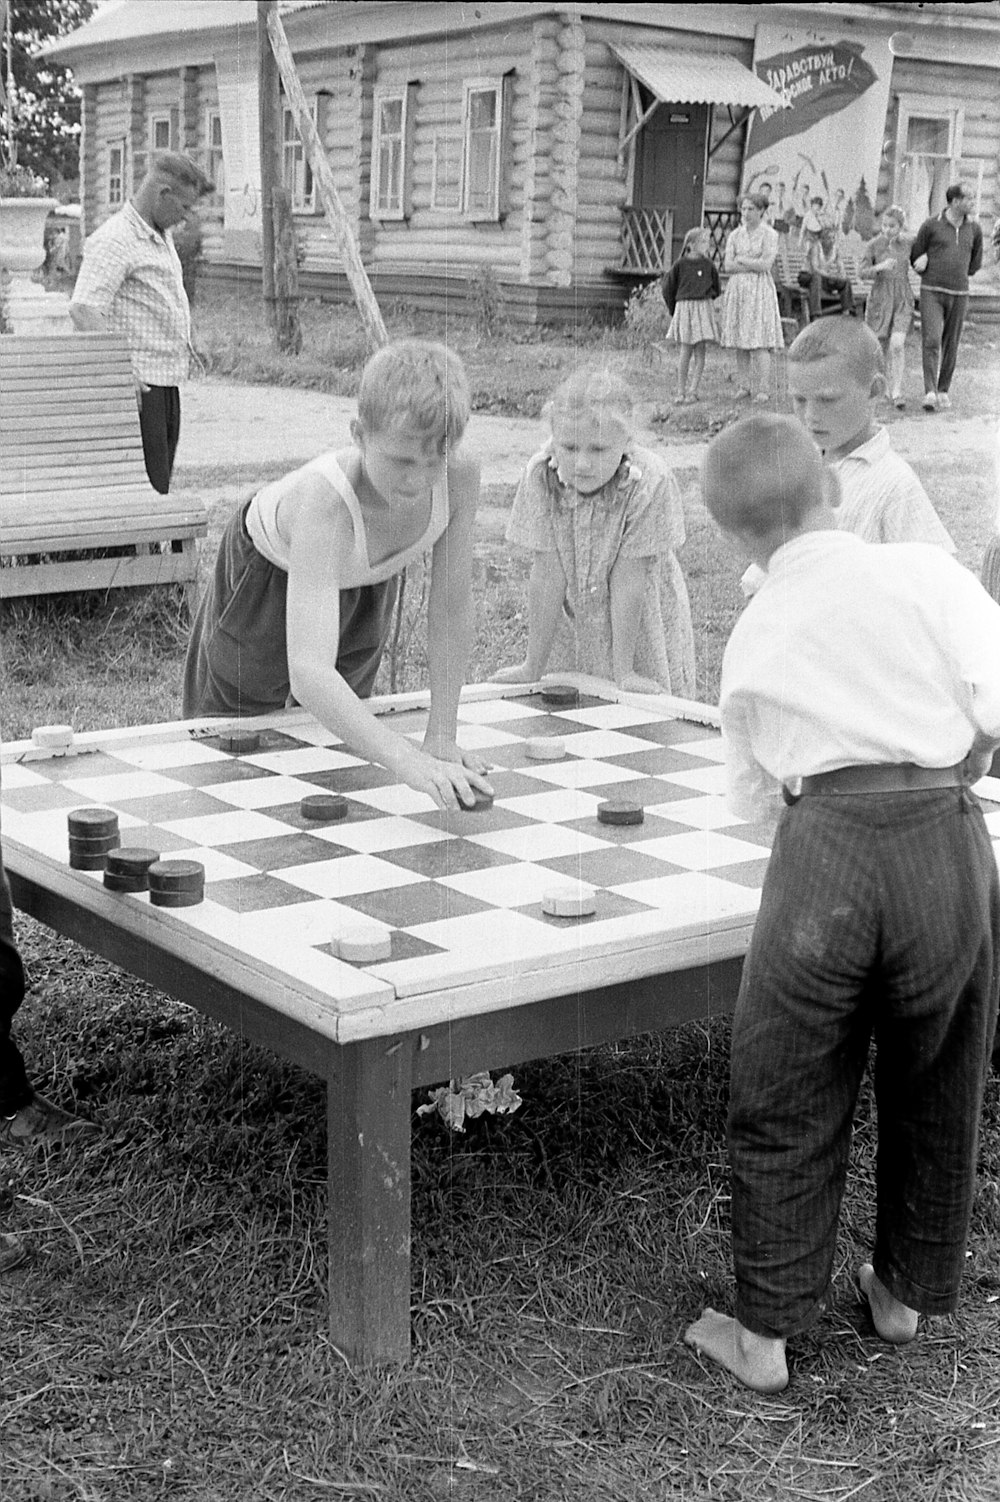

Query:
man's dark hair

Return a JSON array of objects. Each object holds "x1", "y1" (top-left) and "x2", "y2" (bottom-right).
[{"x1": 945, "y1": 183, "x2": 969, "y2": 205}]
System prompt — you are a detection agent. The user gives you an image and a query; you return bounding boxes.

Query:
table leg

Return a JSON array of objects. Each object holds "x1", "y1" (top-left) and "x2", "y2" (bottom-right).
[{"x1": 327, "y1": 1034, "x2": 413, "y2": 1365}]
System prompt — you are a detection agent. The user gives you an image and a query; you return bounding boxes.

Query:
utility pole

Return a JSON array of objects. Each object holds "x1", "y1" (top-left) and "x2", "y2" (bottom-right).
[
  {"x1": 265, "y1": 4, "x2": 387, "y2": 350},
  {"x1": 256, "y1": 1, "x2": 279, "y2": 336}
]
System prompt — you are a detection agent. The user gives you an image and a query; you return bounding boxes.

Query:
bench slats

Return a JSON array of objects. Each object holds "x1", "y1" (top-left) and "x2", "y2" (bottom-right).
[{"x1": 0, "y1": 332, "x2": 207, "y2": 598}]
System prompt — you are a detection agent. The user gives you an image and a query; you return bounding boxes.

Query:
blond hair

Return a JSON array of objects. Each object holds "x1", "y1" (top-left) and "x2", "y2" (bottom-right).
[
  {"x1": 546, "y1": 368, "x2": 635, "y2": 437},
  {"x1": 787, "y1": 318, "x2": 885, "y2": 386},
  {"x1": 357, "y1": 339, "x2": 470, "y2": 447},
  {"x1": 702, "y1": 414, "x2": 825, "y2": 541}
]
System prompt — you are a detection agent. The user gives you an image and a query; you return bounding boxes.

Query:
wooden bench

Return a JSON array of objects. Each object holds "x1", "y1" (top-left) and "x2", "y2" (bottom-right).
[
  {"x1": 774, "y1": 239, "x2": 869, "y2": 325},
  {"x1": 0, "y1": 333, "x2": 207, "y2": 600}
]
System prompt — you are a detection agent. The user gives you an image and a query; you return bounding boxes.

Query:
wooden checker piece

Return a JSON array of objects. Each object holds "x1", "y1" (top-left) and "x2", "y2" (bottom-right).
[
  {"x1": 461, "y1": 790, "x2": 494, "y2": 812},
  {"x1": 597, "y1": 800, "x2": 644, "y2": 827},
  {"x1": 300, "y1": 793, "x2": 348, "y2": 822},
  {"x1": 526, "y1": 736, "x2": 565, "y2": 761},
  {"x1": 68, "y1": 807, "x2": 119, "y2": 838},
  {"x1": 218, "y1": 728, "x2": 262, "y2": 754},
  {"x1": 337, "y1": 927, "x2": 392, "y2": 963},
  {"x1": 542, "y1": 881, "x2": 598, "y2": 919},
  {"x1": 148, "y1": 859, "x2": 205, "y2": 908},
  {"x1": 541, "y1": 684, "x2": 580, "y2": 708},
  {"x1": 32, "y1": 724, "x2": 74, "y2": 750},
  {"x1": 103, "y1": 848, "x2": 161, "y2": 892},
  {"x1": 70, "y1": 847, "x2": 116, "y2": 872}
]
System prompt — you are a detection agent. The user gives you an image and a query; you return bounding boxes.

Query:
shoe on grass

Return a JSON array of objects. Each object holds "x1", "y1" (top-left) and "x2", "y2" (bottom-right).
[
  {"x1": 0, "y1": 1232, "x2": 28, "y2": 1275},
  {"x1": 0, "y1": 1093, "x2": 99, "y2": 1150},
  {"x1": 922, "y1": 392, "x2": 938, "y2": 410},
  {"x1": 937, "y1": 392, "x2": 952, "y2": 409}
]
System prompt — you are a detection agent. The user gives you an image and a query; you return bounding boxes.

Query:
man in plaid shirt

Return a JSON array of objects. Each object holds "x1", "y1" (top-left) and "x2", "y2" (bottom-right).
[{"x1": 70, "y1": 152, "x2": 213, "y2": 494}]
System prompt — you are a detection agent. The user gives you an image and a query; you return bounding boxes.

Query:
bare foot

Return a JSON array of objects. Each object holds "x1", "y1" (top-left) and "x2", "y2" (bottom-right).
[
  {"x1": 858, "y1": 1264, "x2": 918, "y2": 1343},
  {"x1": 684, "y1": 1308, "x2": 789, "y2": 1392}
]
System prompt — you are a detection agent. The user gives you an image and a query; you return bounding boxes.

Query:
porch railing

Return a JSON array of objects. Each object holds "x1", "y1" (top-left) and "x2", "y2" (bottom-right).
[
  {"x1": 620, "y1": 206, "x2": 739, "y2": 273},
  {"x1": 703, "y1": 209, "x2": 739, "y2": 268},
  {"x1": 619, "y1": 206, "x2": 674, "y2": 274}
]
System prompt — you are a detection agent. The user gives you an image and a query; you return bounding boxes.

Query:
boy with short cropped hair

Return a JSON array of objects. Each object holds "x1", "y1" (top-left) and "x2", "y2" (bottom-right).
[
  {"x1": 685, "y1": 413, "x2": 1000, "y2": 1393},
  {"x1": 741, "y1": 318, "x2": 952, "y2": 596},
  {"x1": 787, "y1": 317, "x2": 954, "y2": 548},
  {"x1": 184, "y1": 339, "x2": 493, "y2": 810}
]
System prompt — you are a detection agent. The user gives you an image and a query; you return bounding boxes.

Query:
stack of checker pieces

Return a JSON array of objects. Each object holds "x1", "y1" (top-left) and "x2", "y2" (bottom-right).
[{"x1": 67, "y1": 807, "x2": 205, "y2": 907}]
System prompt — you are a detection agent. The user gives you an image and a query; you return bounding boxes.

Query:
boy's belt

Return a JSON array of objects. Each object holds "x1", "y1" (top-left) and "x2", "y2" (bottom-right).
[{"x1": 792, "y1": 762, "x2": 966, "y2": 798}]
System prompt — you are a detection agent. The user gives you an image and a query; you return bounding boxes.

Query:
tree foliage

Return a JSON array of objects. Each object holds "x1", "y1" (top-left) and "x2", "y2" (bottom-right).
[{"x1": 1, "y1": 0, "x2": 97, "y2": 187}]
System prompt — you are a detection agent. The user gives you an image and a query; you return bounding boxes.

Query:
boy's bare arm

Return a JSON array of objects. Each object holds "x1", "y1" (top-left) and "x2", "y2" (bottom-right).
[
  {"x1": 285, "y1": 479, "x2": 489, "y2": 808},
  {"x1": 424, "y1": 452, "x2": 482, "y2": 760}
]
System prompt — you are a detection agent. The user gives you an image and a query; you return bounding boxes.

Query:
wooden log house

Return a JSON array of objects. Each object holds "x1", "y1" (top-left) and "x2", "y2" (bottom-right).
[{"x1": 45, "y1": 1, "x2": 1000, "y2": 324}]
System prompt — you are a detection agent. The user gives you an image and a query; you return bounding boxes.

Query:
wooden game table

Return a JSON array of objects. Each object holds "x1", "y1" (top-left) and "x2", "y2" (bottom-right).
[{"x1": 1, "y1": 681, "x2": 768, "y2": 1364}]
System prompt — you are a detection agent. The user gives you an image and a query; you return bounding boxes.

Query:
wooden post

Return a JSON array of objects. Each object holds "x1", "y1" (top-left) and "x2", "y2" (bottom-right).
[
  {"x1": 257, "y1": 0, "x2": 279, "y2": 334},
  {"x1": 272, "y1": 185, "x2": 302, "y2": 354},
  {"x1": 265, "y1": 4, "x2": 388, "y2": 351}
]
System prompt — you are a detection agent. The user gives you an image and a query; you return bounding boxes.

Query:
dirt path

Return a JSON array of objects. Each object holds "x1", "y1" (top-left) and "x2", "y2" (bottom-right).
[{"x1": 177, "y1": 377, "x2": 998, "y2": 542}]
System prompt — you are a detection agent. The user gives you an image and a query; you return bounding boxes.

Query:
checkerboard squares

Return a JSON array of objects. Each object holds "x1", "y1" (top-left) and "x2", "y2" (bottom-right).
[
  {"x1": 158, "y1": 809, "x2": 300, "y2": 847},
  {"x1": 242, "y1": 745, "x2": 366, "y2": 777},
  {"x1": 653, "y1": 764, "x2": 729, "y2": 796},
  {"x1": 272, "y1": 852, "x2": 427, "y2": 901},
  {"x1": 438, "y1": 860, "x2": 580, "y2": 909},
  {"x1": 557, "y1": 728, "x2": 678, "y2": 760},
  {"x1": 345, "y1": 782, "x2": 439, "y2": 817},
  {"x1": 466, "y1": 821, "x2": 609, "y2": 862},
  {"x1": 656, "y1": 795, "x2": 748, "y2": 831},
  {"x1": 109, "y1": 740, "x2": 236, "y2": 771},
  {"x1": 0, "y1": 763, "x2": 52, "y2": 789},
  {"x1": 62, "y1": 769, "x2": 192, "y2": 804},
  {"x1": 610, "y1": 870, "x2": 762, "y2": 925},
  {"x1": 635, "y1": 829, "x2": 772, "y2": 871},
  {"x1": 315, "y1": 815, "x2": 451, "y2": 855},
  {"x1": 680, "y1": 737, "x2": 728, "y2": 765},
  {"x1": 511, "y1": 757, "x2": 649, "y2": 791},
  {"x1": 190, "y1": 773, "x2": 336, "y2": 811},
  {"x1": 456, "y1": 698, "x2": 548, "y2": 725},
  {"x1": 499, "y1": 787, "x2": 605, "y2": 824}
]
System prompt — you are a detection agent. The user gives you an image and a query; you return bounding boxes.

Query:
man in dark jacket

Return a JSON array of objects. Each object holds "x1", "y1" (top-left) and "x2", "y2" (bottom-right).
[{"x1": 910, "y1": 183, "x2": 983, "y2": 412}]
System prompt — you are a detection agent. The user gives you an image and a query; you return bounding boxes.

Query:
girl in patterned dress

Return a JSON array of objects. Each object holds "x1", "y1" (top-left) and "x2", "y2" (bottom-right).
[
  {"x1": 493, "y1": 370, "x2": 696, "y2": 697},
  {"x1": 862, "y1": 206, "x2": 914, "y2": 408},
  {"x1": 662, "y1": 227, "x2": 721, "y2": 405},
  {"x1": 720, "y1": 194, "x2": 784, "y2": 403}
]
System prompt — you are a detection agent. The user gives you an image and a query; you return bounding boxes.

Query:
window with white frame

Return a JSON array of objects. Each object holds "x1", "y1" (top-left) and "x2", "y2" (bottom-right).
[
  {"x1": 893, "y1": 99, "x2": 964, "y2": 229},
  {"x1": 461, "y1": 77, "x2": 510, "y2": 221},
  {"x1": 108, "y1": 139, "x2": 125, "y2": 206},
  {"x1": 282, "y1": 97, "x2": 319, "y2": 212},
  {"x1": 205, "y1": 109, "x2": 225, "y2": 205},
  {"x1": 370, "y1": 85, "x2": 416, "y2": 220},
  {"x1": 150, "y1": 114, "x2": 172, "y2": 152}
]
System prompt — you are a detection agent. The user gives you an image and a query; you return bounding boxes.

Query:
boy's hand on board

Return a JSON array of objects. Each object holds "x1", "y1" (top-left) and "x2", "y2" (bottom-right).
[
  {"x1": 490, "y1": 662, "x2": 537, "y2": 685},
  {"x1": 394, "y1": 739, "x2": 494, "y2": 810}
]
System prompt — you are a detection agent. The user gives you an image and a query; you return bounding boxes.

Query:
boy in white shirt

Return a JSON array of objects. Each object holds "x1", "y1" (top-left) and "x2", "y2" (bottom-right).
[
  {"x1": 741, "y1": 319, "x2": 952, "y2": 596},
  {"x1": 686, "y1": 413, "x2": 1000, "y2": 1393}
]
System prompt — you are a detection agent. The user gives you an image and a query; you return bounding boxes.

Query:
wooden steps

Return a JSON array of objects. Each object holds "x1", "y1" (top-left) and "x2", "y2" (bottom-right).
[{"x1": 0, "y1": 333, "x2": 207, "y2": 599}]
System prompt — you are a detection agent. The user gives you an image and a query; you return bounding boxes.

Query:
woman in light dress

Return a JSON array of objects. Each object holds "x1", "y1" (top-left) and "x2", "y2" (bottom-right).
[{"x1": 720, "y1": 194, "x2": 785, "y2": 403}]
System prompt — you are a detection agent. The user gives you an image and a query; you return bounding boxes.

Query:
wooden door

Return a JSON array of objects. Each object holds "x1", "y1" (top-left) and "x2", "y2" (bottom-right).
[{"x1": 634, "y1": 95, "x2": 708, "y2": 266}]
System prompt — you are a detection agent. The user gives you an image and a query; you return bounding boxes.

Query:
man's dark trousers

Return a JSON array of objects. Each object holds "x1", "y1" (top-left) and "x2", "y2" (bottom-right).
[
  {"x1": 138, "y1": 384, "x2": 181, "y2": 494},
  {"x1": 919, "y1": 288, "x2": 968, "y2": 396}
]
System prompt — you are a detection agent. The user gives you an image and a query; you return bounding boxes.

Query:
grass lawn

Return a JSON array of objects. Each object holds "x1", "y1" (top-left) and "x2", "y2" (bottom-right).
[{"x1": 2, "y1": 285, "x2": 1000, "y2": 1501}]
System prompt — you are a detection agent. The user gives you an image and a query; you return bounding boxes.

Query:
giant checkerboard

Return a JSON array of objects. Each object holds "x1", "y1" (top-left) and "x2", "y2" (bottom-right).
[
  {"x1": 0, "y1": 684, "x2": 775, "y2": 1041},
  {"x1": 1, "y1": 681, "x2": 773, "y2": 1365}
]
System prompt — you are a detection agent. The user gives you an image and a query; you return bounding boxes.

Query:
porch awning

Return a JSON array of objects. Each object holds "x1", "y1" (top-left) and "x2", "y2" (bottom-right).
[{"x1": 610, "y1": 41, "x2": 786, "y2": 111}]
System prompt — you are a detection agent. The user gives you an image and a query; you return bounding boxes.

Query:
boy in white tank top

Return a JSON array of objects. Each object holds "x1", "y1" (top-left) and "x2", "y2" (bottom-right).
[{"x1": 183, "y1": 340, "x2": 493, "y2": 811}]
